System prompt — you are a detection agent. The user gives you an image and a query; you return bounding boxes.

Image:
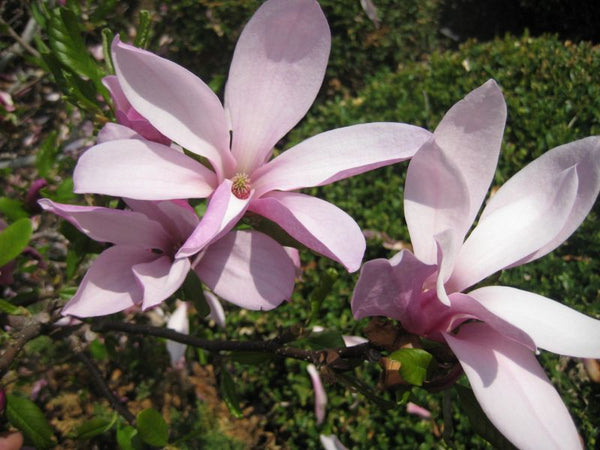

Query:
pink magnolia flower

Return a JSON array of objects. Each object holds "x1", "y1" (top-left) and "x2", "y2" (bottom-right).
[
  {"x1": 72, "y1": 0, "x2": 431, "y2": 272},
  {"x1": 39, "y1": 198, "x2": 296, "y2": 316},
  {"x1": 102, "y1": 75, "x2": 170, "y2": 145},
  {"x1": 351, "y1": 80, "x2": 600, "y2": 449}
]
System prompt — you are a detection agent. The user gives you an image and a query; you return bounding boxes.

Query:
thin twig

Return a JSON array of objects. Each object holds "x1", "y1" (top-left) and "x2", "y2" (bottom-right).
[
  {"x1": 74, "y1": 350, "x2": 136, "y2": 425},
  {"x1": 92, "y1": 320, "x2": 378, "y2": 366},
  {"x1": 0, "y1": 16, "x2": 40, "y2": 60},
  {"x1": 0, "y1": 319, "x2": 42, "y2": 378}
]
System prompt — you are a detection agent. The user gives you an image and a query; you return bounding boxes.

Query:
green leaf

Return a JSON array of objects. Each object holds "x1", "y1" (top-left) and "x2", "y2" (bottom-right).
[
  {"x1": 306, "y1": 329, "x2": 346, "y2": 350},
  {"x1": 89, "y1": 339, "x2": 108, "y2": 361},
  {"x1": 136, "y1": 408, "x2": 168, "y2": 447},
  {"x1": 389, "y1": 348, "x2": 433, "y2": 386},
  {"x1": 30, "y1": 1, "x2": 48, "y2": 29},
  {"x1": 134, "y1": 10, "x2": 152, "y2": 48},
  {"x1": 180, "y1": 271, "x2": 210, "y2": 316},
  {"x1": 0, "y1": 197, "x2": 28, "y2": 221},
  {"x1": 59, "y1": 286, "x2": 77, "y2": 299},
  {"x1": 47, "y1": 7, "x2": 104, "y2": 87},
  {"x1": 35, "y1": 131, "x2": 58, "y2": 178},
  {"x1": 6, "y1": 394, "x2": 55, "y2": 449},
  {"x1": 47, "y1": 177, "x2": 76, "y2": 203},
  {"x1": 219, "y1": 369, "x2": 243, "y2": 419},
  {"x1": 0, "y1": 218, "x2": 33, "y2": 267},
  {"x1": 0, "y1": 298, "x2": 29, "y2": 316},
  {"x1": 308, "y1": 268, "x2": 338, "y2": 324},
  {"x1": 89, "y1": 0, "x2": 118, "y2": 23},
  {"x1": 101, "y1": 28, "x2": 115, "y2": 75},
  {"x1": 456, "y1": 384, "x2": 518, "y2": 449},
  {"x1": 117, "y1": 424, "x2": 142, "y2": 450},
  {"x1": 74, "y1": 414, "x2": 117, "y2": 439}
]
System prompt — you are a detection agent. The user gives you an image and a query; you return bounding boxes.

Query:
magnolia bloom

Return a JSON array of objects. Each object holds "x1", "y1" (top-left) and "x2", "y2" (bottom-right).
[
  {"x1": 352, "y1": 80, "x2": 600, "y2": 450},
  {"x1": 39, "y1": 198, "x2": 296, "y2": 316},
  {"x1": 72, "y1": 0, "x2": 431, "y2": 272},
  {"x1": 101, "y1": 75, "x2": 170, "y2": 145}
]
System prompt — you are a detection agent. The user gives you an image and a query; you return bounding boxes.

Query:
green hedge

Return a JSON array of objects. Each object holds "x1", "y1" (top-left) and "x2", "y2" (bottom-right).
[{"x1": 233, "y1": 33, "x2": 600, "y2": 448}]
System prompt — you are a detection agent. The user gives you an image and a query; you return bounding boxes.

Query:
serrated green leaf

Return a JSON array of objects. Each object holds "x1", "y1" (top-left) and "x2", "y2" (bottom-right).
[
  {"x1": 117, "y1": 424, "x2": 142, "y2": 450},
  {"x1": 0, "y1": 298, "x2": 29, "y2": 316},
  {"x1": 0, "y1": 197, "x2": 28, "y2": 221},
  {"x1": 6, "y1": 394, "x2": 55, "y2": 449},
  {"x1": 62, "y1": 70, "x2": 103, "y2": 113},
  {"x1": 47, "y1": 7, "x2": 104, "y2": 86},
  {"x1": 219, "y1": 369, "x2": 243, "y2": 419},
  {"x1": 49, "y1": 177, "x2": 76, "y2": 203},
  {"x1": 389, "y1": 348, "x2": 433, "y2": 386},
  {"x1": 306, "y1": 329, "x2": 346, "y2": 350},
  {"x1": 136, "y1": 408, "x2": 168, "y2": 447},
  {"x1": 134, "y1": 10, "x2": 152, "y2": 48},
  {"x1": 0, "y1": 218, "x2": 32, "y2": 267},
  {"x1": 30, "y1": 1, "x2": 48, "y2": 29},
  {"x1": 35, "y1": 131, "x2": 58, "y2": 178},
  {"x1": 456, "y1": 384, "x2": 518, "y2": 449},
  {"x1": 74, "y1": 414, "x2": 117, "y2": 439},
  {"x1": 89, "y1": 0, "x2": 118, "y2": 23}
]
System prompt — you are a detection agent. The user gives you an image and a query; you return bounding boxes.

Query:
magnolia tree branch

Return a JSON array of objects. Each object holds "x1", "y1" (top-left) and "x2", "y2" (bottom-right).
[
  {"x1": 74, "y1": 350, "x2": 136, "y2": 425},
  {"x1": 92, "y1": 320, "x2": 380, "y2": 369}
]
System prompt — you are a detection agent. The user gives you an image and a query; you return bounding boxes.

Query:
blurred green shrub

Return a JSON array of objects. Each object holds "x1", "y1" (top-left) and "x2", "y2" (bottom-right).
[{"x1": 152, "y1": 0, "x2": 442, "y2": 95}]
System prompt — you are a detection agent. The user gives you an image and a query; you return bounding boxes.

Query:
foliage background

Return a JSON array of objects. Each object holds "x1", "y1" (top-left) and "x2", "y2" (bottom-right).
[{"x1": 1, "y1": 0, "x2": 599, "y2": 448}]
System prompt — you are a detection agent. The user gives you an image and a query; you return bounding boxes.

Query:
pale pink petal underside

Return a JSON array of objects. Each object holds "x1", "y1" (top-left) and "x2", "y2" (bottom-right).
[
  {"x1": 252, "y1": 123, "x2": 432, "y2": 196},
  {"x1": 177, "y1": 180, "x2": 251, "y2": 258},
  {"x1": 133, "y1": 256, "x2": 190, "y2": 310},
  {"x1": 434, "y1": 79, "x2": 506, "y2": 226},
  {"x1": 39, "y1": 199, "x2": 171, "y2": 250},
  {"x1": 194, "y1": 230, "x2": 295, "y2": 310},
  {"x1": 469, "y1": 286, "x2": 600, "y2": 358},
  {"x1": 204, "y1": 291, "x2": 226, "y2": 329},
  {"x1": 480, "y1": 136, "x2": 600, "y2": 266},
  {"x1": 97, "y1": 123, "x2": 142, "y2": 143},
  {"x1": 111, "y1": 37, "x2": 233, "y2": 177},
  {"x1": 249, "y1": 191, "x2": 365, "y2": 272},
  {"x1": 449, "y1": 165, "x2": 578, "y2": 292},
  {"x1": 444, "y1": 323, "x2": 582, "y2": 450},
  {"x1": 166, "y1": 301, "x2": 189, "y2": 366},
  {"x1": 62, "y1": 246, "x2": 154, "y2": 317},
  {"x1": 225, "y1": 0, "x2": 330, "y2": 173},
  {"x1": 351, "y1": 250, "x2": 436, "y2": 321},
  {"x1": 74, "y1": 138, "x2": 217, "y2": 200},
  {"x1": 307, "y1": 364, "x2": 327, "y2": 425},
  {"x1": 405, "y1": 139, "x2": 471, "y2": 265}
]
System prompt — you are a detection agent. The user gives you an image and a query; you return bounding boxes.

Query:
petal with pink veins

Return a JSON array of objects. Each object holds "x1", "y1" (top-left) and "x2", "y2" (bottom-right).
[
  {"x1": 177, "y1": 180, "x2": 251, "y2": 258},
  {"x1": 225, "y1": 0, "x2": 330, "y2": 173},
  {"x1": 194, "y1": 231, "x2": 295, "y2": 310},
  {"x1": 444, "y1": 323, "x2": 582, "y2": 450},
  {"x1": 351, "y1": 250, "x2": 436, "y2": 321},
  {"x1": 433, "y1": 80, "x2": 506, "y2": 227},
  {"x1": 111, "y1": 37, "x2": 233, "y2": 177},
  {"x1": 62, "y1": 246, "x2": 155, "y2": 317},
  {"x1": 249, "y1": 191, "x2": 364, "y2": 272},
  {"x1": 479, "y1": 136, "x2": 600, "y2": 267},
  {"x1": 252, "y1": 123, "x2": 432, "y2": 196},
  {"x1": 133, "y1": 256, "x2": 191, "y2": 310},
  {"x1": 469, "y1": 286, "x2": 600, "y2": 358},
  {"x1": 38, "y1": 199, "x2": 171, "y2": 250},
  {"x1": 449, "y1": 165, "x2": 578, "y2": 292},
  {"x1": 405, "y1": 139, "x2": 471, "y2": 265},
  {"x1": 74, "y1": 138, "x2": 217, "y2": 200}
]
